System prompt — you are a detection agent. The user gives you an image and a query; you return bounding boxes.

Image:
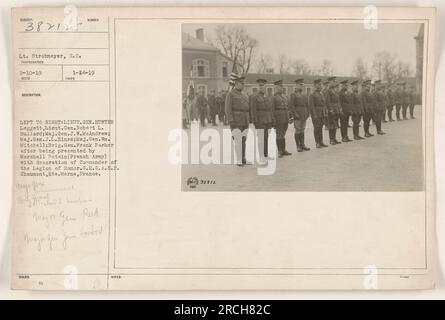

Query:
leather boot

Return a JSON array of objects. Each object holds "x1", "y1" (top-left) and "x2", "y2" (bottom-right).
[
  {"x1": 295, "y1": 133, "x2": 303, "y2": 152},
  {"x1": 319, "y1": 128, "x2": 328, "y2": 147},
  {"x1": 329, "y1": 129, "x2": 335, "y2": 145},
  {"x1": 301, "y1": 133, "x2": 310, "y2": 151},
  {"x1": 282, "y1": 139, "x2": 292, "y2": 156},
  {"x1": 314, "y1": 129, "x2": 321, "y2": 148},
  {"x1": 333, "y1": 129, "x2": 341, "y2": 144},
  {"x1": 277, "y1": 139, "x2": 284, "y2": 158}
]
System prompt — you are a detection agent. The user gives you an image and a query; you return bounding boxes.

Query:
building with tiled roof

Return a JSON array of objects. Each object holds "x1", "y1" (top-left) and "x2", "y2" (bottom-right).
[{"x1": 182, "y1": 29, "x2": 236, "y2": 95}]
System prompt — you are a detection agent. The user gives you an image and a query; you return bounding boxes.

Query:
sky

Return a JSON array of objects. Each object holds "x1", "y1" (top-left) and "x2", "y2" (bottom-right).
[{"x1": 182, "y1": 23, "x2": 422, "y2": 76}]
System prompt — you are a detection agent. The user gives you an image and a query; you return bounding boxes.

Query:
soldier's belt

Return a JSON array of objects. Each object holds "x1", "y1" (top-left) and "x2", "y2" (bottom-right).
[
  {"x1": 232, "y1": 109, "x2": 249, "y2": 113},
  {"x1": 274, "y1": 107, "x2": 287, "y2": 110}
]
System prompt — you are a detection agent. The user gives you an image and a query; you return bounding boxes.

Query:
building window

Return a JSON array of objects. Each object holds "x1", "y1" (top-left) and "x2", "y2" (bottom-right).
[
  {"x1": 192, "y1": 59, "x2": 210, "y2": 78},
  {"x1": 222, "y1": 61, "x2": 228, "y2": 78}
]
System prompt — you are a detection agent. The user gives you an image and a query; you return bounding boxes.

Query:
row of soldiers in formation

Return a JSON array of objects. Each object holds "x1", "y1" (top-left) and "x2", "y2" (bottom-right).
[{"x1": 221, "y1": 75, "x2": 417, "y2": 166}]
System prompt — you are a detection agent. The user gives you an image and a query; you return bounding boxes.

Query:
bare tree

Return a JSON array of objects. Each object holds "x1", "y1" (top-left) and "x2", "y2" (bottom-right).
[
  {"x1": 212, "y1": 25, "x2": 259, "y2": 74},
  {"x1": 371, "y1": 51, "x2": 397, "y2": 83},
  {"x1": 352, "y1": 57, "x2": 368, "y2": 79},
  {"x1": 255, "y1": 53, "x2": 273, "y2": 73},
  {"x1": 371, "y1": 51, "x2": 413, "y2": 85},
  {"x1": 277, "y1": 54, "x2": 291, "y2": 74},
  {"x1": 319, "y1": 59, "x2": 335, "y2": 76},
  {"x1": 291, "y1": 58, "x2": 312, "y2": 75}
]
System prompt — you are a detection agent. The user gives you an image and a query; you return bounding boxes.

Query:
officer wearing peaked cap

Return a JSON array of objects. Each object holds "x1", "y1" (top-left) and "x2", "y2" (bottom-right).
[
  {"x1": 270, "y1": 79, "x2": 292, "y2": 157},
  {"x1": 381, "y1": 83, "x2": 389, "y2": 122},
  {"x1": 289, "y1": 78, "x2": 310, "y2": 152},
  {"x1": 309, "y1": 79, "x2": 329, "y2": 148},
  {"x1": 361, "y1": 79, "x2": 376, "y2": 137},
  {"x1": 350, "y1": 80, "x2": 364, "y2": 140},
  {"x1": 339, "y1": 79, "x2": 352, "y2": 142},
  {"x1": 408, "y1": 85, "x2": 417, "y2": 119},
  {"x1": 250, "y1": 78, "x2": 274, "y2": 162},
  {"x1": 225, "y1": 74, "x2": 250, "y2": 166},
  {"x1": 395, "y1": 81, "x2": 404, "y2": 121},
  {"x1": 321, "y1": 80, "x2": 330, "y2": 129},
  {"x1": 373, "y1": 81, "x2": 386, "y2": 135},
  {"x1": 402, "y1": 82, "x2": 410, "y2": 120},
  {"x1": 325, "y1": 76, "x2": 342, "y2": 144},
  {"x1": 386, "y1": 84, "x2": 395, "y2": 122}
]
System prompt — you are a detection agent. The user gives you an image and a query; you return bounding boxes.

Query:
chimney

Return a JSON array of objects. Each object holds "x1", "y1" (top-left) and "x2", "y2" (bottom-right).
[{"x1": 196, "y1": 28, "x2": 204, "y2": 41}]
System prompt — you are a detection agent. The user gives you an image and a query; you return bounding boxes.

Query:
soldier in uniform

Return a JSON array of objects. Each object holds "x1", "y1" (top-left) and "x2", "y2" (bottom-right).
[
  {"x1": 322, "y1": 81, "x2": 330, "y2": 130},
  {"x1": 395, "y1": 82, "x2": 404, "y2": 121},
  {"x1": 339, "y1": 79, "x2": 352, "y2": 143},
  {"x1": 270, "y1": 80, "x2": 292, "y2": 158},
  {"x1": 386, "y1": 85, "x2": 395, "y2": 122},
  {"x1": 182, "y1": 91, "x2": 189, "y2": 129},
  {"x1": 220, "y1": 90, "x2": 228, "y2": 125},
  {"x1": 289, "y1": 78, "x2": 310, "y2": 152},
  {"x1": 350, "y1": 80, "x2": 364, "y2": 140},
  {"x1": 409, "y1": 85, "x2": 416, "y2": 119},
  {"x1": 402, "y1": 82, "x2": 410, "y2": 120},
  {"x1": 373, "y1": 80, "x2": 386, "y2": 135},
  {"x1": 208, "y1": 90, "x2": 217, "y2": 126},
  {"x1": 381, "y1": 84, "x2": 388, "y2": 123},
  {"x1": 196, "y1": 89, "x2": 208, "y2": 127},
  {"x1": 325, "y1": 76, "x2": 342, "y2": 145},
  {"x1": 309, "y1": 79, "x2": 329, "y2": 148},
  {"x1": 250, "y1": 78, "x2": 274, "y2": 162},
  {"x1": 215, "y1": 91, "x2": 224, "y2": 125},
  {"x1": 361, "y1": 80, "x2": 375, "y2": 137},
  {"x1": 225, "y1": 75, "x2": 250, "y2": 166}
]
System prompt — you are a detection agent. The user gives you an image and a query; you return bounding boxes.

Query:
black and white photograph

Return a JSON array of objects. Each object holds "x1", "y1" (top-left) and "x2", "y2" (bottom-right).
[
  {"x1": 181, "y1": 22, "x2": 425, "y2": 191},
  {"x1": 3, "y1": 5, "x2": 439, "y2": 294}
]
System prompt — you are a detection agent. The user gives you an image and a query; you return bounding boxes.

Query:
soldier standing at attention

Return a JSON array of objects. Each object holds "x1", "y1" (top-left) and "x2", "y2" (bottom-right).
[
  {"x1": 402, "y1": 82, "x2": 410, "y2": 120},
  {"x1": 361, "y1": 80, "x2": 375, "y2": 138},
  {"x1": 215, "y1": 91, "x2": 224, "y2": 125},
  {"x1": 373, "y1": 80, "x2": 386, "y2": 135},
  {"x1": 386, "y1": 85, "x2": 395, "y2": 122},
  {"x1": 182, "y1": 91, "x2": 189, "y2": 129},
  {"x1": 196, "y1": 89, "x2": 208, "y2": 127},
  {"x1": 225, "y1": 75, "x2": 250, "y2": 166},
  {"x1": 250, "y1": 78, "x2": 274, "y2": 162},
  {"x1": 207, "y1": 90, "x2": 217, "y2": 126},
  {"x1": 220, "y1": 90, "x2": 228, "y2": 125},
  {"x1": 322, "y1": 80, "x2": 330, "y2": 131},
  {"x1": 270, "y1": 80, "x2": 292, "y2": 158},
  {"x1": 325, "y1": 76, "x2": 342, "y2": 145},
  {"x1": 381, "y1": 84, "x2": 388, "y2": 123},
  {"x1": 395, "y1": 82, "x2": 404, "y2": 121},
  {"x1": 409, "y1": 85, "x2": 416, "y2": 119},
  {"x1": 289, "y1": 78, "x2": 310, "y2": 152},
  {"x1": 309, "y1": 79, "x2": 329, "y2": 148},
  {"x1": 350, "y1": 80, "x2": 364, "y2": 140},
  {"x1": 339, "y1": 79, "x2": 352, "y2": 143}
]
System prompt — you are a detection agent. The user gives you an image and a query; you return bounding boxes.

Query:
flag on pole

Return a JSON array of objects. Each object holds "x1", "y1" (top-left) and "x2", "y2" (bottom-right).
[
  {"x1": 228, "y1": 58, "x2": 239, "y2": 91},
  {"x1": 229, "y1": 72, "x2": 238, "y2": 87}
]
